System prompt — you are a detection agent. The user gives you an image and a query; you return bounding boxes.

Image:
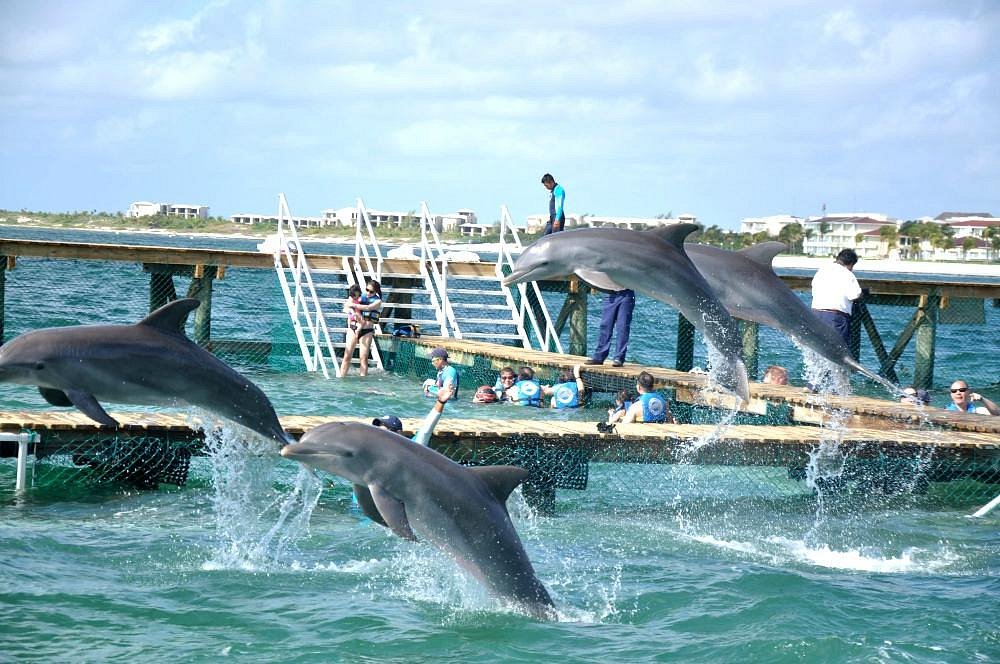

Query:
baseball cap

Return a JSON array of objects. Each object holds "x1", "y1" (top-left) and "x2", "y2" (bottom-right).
[
  {"x1": 372, "y1": 415, "x2": 403, "y2": 433},
  {"x1": 430, "y1": 347, "x2": 448, "y2": 359}
]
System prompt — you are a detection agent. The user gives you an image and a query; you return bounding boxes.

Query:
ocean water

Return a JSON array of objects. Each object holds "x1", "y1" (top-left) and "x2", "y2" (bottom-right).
[{"x1": 0, "y1": 226, "x2": 998, "y2": 663}]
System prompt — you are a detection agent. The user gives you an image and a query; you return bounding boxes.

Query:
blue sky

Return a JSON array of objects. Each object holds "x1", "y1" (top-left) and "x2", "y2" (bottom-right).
[{"x1": 1, "y1": 1, "x2": 997, "y2": 229}]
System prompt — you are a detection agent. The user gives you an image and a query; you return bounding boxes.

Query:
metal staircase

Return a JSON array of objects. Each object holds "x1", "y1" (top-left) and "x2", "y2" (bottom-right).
[{"x1": 269, "y1": 195, "x2": 564, "y2": 377}]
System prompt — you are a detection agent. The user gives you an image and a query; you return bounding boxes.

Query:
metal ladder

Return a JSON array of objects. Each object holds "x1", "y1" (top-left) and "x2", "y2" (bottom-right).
[
  {"x1": 353, "y1": 199, "x2": 450, "y2": 339},
  {"x1": 496, "y1": 205, "x2": 564, "y2": 353},
  {"x1": 271, "y1": 194, "x2": 373, "y2": 377}
]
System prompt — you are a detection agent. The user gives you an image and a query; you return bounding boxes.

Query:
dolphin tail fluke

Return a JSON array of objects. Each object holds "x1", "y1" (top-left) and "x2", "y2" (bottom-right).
[
  {"x1": 715, "y1": 356, "x2": 750, "y2": 403},
  {"x1": 844, "y1": 357, "x2": 898, "y2": 394}
]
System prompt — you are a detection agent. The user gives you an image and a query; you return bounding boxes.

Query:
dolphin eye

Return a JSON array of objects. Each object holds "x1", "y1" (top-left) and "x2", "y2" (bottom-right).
[{"x1": 34, "y1": 361, "x2": 45, "y2": 371}]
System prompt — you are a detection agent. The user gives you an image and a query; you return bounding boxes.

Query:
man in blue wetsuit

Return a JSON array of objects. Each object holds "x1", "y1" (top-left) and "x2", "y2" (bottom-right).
[
  {"x1": 540, "y1": 173, "x2": 566, "y2": 234},
  {"x1": 422, "y1": 346, "x2": 459, "y2": 402},
  {"x1": 622, "y1": 371, "x2": 674, "y2": 423}
]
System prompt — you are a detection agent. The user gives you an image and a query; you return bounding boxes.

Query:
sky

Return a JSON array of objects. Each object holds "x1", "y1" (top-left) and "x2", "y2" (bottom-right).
[{"x1": 1, "y1": 1, "x2": 998, "y2": 229}]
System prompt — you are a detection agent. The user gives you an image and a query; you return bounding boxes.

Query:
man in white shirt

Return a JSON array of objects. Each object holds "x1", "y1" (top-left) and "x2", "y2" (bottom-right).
[{"x1": 811, "y1": 248, "x2": 862, "y2": 345}]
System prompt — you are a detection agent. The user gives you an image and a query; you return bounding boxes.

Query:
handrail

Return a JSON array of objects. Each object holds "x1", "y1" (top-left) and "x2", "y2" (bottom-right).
[
  {"x1": 354, "y1": 198, "x2": 384, "y2": 282},
  {"x1": 498, "y1": 205, "x2": 564, "y2": 353},
  {"x1": 419, "y1": 202, "x2": 460, "y2": 337},
  {"x1": 273, "y1": 193, "x2": 341, "y2": 376}
]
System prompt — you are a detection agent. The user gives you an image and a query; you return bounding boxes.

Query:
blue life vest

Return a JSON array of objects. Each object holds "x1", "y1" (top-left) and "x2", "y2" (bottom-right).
[
  {"x1": 361, "y1": 294, "x2": 382, "y2": 322},
  {"x1": 639, "y1": 392, "x2": 668, "y2": 423},
  {"x1": 513, "y1": 379, "x2": 541, "y2": 407},
  {"x1": 551, "y1": 381, "x2": 579, "y2": 409}
]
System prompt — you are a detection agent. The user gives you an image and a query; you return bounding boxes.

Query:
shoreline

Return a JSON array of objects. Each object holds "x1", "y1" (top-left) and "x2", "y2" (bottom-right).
[{"x1": 2, "y1": 223, "x2": 998, "y2": 277}]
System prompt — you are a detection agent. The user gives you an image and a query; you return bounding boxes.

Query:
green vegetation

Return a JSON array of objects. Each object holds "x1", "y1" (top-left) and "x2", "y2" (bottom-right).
[{"x1": 1, "y1": 209, "x2": 248, "y2": 234}]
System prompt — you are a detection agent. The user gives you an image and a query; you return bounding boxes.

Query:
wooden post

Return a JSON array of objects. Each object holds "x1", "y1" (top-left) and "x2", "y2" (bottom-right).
[
  {"x1": 0, "y1": 255, "x2": 6, "y2": 344},
  {"x1": 676, "y1": 315, "x2": 695, "y2": 371},
  {"x1": 186, "y1": 265, "x2": 217, "y2": 347},
  {"x1": 741, "y1": 320, "x2": 759, "y2": 380},
  {"x1": 567, "y1": 278, "x2": 588, "y2": 357},
  {"x1": 149, "y1": 272, "x2": 177, "y2": 312},
  {"x1": 914, "y1": 293, "x2": 938, "y2": 390}
]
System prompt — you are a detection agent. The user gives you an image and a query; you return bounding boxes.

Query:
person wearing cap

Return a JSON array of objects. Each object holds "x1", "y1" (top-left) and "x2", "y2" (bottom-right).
[
  {"x1": 372, "y1": 386, "x2": 454, "y2": 446},
  {"x1": 945, "y1": 380, "x2": 999, "y2": 415},
  {"x1": 422, "y1": 347, "x2": 459, "y2": 402},
  {"x1": 899, "y1": 385, "x2": 931, "y2": 406}
]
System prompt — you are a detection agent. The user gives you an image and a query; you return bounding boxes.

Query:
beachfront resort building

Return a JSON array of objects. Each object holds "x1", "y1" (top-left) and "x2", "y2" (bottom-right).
[
  {"x1": 801, "y1": 214, "x2": 896, "y2": 258},
  {"x1": 128, "y1": 202, "x2": 209, "y2": 219},
  {"x1": 232, "y1": 205, "x2": 480, "y2": 233},
  {"x1": 740, "y1": 214, "x2": 806, "y2": 236}
]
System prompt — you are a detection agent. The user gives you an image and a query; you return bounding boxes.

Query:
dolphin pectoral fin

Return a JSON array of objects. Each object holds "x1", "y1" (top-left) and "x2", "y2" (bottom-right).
[
  {"x1": 353, "y1": 484, "x2": 389, "y2": 528},
  {"x1": 138, "y1": 298, "x2": 200, "y2": 334},
  {"x1": 370, "y1": 484, "x2": 417, "y2": 541},
  {"x1": 65, "y1": 390, "x2": 119, "y2": 427},
  {"x1": 574, "y1": 269, "x2": 628, "y2": 292},
  {"x1": 645, "y1": 223, "x2": 701, "y2": 250},
  {"x1": 38, "y1": 387, "x2": 74, "y2": 407},
  {"x1": 737, "y1": 241, "x2": 786, "y2": 267},
  {"x1": 468, "y1": 465, "x2": 530, "y2": 504}
]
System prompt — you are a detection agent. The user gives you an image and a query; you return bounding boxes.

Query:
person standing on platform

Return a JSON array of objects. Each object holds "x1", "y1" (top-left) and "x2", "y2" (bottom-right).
[
  {"x1": 810, "y1": 249, "x2": 861, "y2": 346},
  {"x1": 540, "y1": 173, "x2": 566, "y2": 234},
  {"x1": 340, "y1": 280, "x2": 382, "y2": 378},
  {"x1": 585, "y1": 289, "x2": 635, "y2": 368}
]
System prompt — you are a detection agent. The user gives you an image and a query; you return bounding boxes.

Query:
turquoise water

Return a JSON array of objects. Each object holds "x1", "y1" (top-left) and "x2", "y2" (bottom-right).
[{"x1": 1, "y1": 226, "x2": 998, "y2": 662}]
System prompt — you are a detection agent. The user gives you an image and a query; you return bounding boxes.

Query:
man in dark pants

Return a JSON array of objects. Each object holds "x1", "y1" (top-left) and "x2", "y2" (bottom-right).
[
  {"x1": 540, "y1": 173, "x2": 565, "y2": 234},
  {"x1": 585, "y1": 289, "x2": 635, "y2": 367},
  {"x1": 810, "y1": 248, "x2": 861, "y2": 345}
]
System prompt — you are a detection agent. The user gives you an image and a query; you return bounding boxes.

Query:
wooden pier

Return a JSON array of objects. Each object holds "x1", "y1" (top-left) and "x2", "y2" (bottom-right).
[{"x1": 1, "y1": 238, "x2": 998, "y2": 390}]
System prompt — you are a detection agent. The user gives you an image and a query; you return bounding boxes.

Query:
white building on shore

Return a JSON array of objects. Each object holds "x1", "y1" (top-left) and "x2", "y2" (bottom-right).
[
  {"x1": 128, "y1": 202, "x2": 209, "y2": 219},
  {"x1": 740, "y1": 214, "x2": 805, "y2": 236},
  {"x1": 232, "y1": 205, "x2": 480, "y2": 233},
  {"x1": 802, "y1": 213, "x2": 895, "y2": 258}
]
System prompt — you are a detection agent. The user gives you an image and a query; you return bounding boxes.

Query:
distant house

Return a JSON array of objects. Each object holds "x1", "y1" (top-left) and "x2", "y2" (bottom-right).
[
  {"x1": 128, "y1": 202, "x2": 209, "y2": 219},
  {"x1": 740, "y1": 214, "x2": 805, "y2": 236},
  {"x1": 231, "y1": 213, "x2": 325, "y2": 228},
  {"x1": 802, "y1": 214, "x2": 895, "y2": 258},
  {"x1": 524, "y1": 212, "x2": 695, "y2": 233}
]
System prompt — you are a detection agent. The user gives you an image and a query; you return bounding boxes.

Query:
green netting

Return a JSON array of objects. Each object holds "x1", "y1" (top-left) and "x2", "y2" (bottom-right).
[{"x1": 23, "y1": 435, "x2": 197, "y2": 489}]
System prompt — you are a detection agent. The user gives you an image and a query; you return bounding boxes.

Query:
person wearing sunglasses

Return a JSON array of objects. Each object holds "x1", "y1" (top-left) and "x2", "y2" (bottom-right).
[{"x1": 946, "y1": 380, "x2": 999, "y2": 415}]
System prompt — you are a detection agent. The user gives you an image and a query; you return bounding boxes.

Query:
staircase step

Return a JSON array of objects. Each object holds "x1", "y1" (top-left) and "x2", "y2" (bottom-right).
[
  {"x1": 455, "y1": 317, "x2": 518, "y2": 325},
  {"x1": 446, "y1": 288, "x2": 507, "y2": 296},
  {"x1": 449, "y1": 303, "x2": 514, "y2": 310},
  {"x1": 379, "y1": 302, "x2": 441, "y2": 310},
  {"x1": 380, "y1": 271, "x2": 424, "y2": 279},
  {"x1": 378, "y1": 317, "x2": 442, "y2": 326},
  {"x1": 461, "y1": 332, "x2": 524, "y2": 340}
]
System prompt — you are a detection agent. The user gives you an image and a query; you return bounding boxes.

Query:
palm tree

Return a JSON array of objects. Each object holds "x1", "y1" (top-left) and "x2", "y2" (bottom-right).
[
  {"x1": 879, "y1": 225, "x2": 899, "y2": 258},
  {"x1": 961, "y1": 236, "x2": 977, "y2": 260},
  {"x1": 778, "y1": 223, "x2": 804, "y2": 254},
  {"x1": 983, "y1": 226, "x2": 1000, "y2": 262}
]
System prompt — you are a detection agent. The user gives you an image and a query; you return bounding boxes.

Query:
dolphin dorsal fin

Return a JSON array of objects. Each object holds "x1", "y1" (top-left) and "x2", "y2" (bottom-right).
[
  {"x1": 738, "y1": 241, "x2": 787, "y2": 267},
  {"x1": 138, "y1": 298, "x2": 200, "y2": 334},
  {"x1": 646, "y1": 223, "x2": 702, "y2": 250},
  {"x1": 468, "y1": 465, "x2": 530, "y2": 503}
]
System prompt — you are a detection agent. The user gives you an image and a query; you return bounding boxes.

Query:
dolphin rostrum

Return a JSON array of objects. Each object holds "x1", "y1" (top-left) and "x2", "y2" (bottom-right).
[
  {"x1": 280, "y1": 422, "x2": 556, "y2": 619},
  {"x1": 0, "y1": 298, "x2": 292, "y2": 444},
  {"x1": 502, "y1": 225, "x2": 749, "y2": 401},
  {"x1": 682, "y1": 239, "x2": 896, "y2": 390}
]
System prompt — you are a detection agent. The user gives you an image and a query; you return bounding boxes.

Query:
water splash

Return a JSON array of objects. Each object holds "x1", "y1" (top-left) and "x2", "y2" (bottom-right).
[{"x1": 196, "y1": 414, "x2": 322, "y2": 571}]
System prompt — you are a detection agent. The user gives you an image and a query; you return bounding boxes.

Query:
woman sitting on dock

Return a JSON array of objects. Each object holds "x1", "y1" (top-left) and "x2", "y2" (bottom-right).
[{"x1": 340, "y1": 280, "x2": 382, "y2": 378}]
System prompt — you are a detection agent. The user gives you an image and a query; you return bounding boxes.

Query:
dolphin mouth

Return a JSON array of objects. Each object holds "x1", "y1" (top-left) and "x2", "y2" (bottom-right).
[{"x1": 502, "y1": 268, "x2": 534, "y2": 286}]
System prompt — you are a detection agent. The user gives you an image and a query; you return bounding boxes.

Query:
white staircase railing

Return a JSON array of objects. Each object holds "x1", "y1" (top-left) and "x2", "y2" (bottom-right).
[
  {"x1": 498, "y1": 205, "x2": 564, "y2": 353},
  {"x1": 272, "y1": 193, "x2": 341, "y2": 376},
  {"x1": 419, "y1": 202, "x2": 460, "y2": 338}
]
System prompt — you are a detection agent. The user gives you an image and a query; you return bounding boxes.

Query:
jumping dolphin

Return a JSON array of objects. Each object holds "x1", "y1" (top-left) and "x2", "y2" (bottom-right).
[
  {"x1": 280, "y1": 422, "x2": 556, "y2": 619},
  {"x1": 502, "y1": 225, "x2": 749, "y2": 401},
  {"x1": 681, "y1": 239, "x2": 896, "y2": 390},
  {"x1": 0, "y1": 298, "x2": 292, "y2": 444}
]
